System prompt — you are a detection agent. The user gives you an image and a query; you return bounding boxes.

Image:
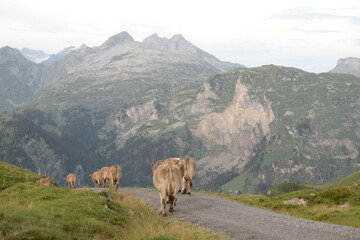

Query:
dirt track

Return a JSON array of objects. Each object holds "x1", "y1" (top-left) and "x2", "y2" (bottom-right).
[{"x1": 120, "y1": 188, "x2": 360, "y2": 240}]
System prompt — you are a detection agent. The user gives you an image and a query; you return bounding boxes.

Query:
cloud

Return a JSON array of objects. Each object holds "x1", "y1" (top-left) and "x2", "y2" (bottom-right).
[
  {"x1": 354, "y1": 39, "x2": 360, "y2": 47},
  {"x1": 289, "y1": 28, "x2": 339, "y2": 33},
  {"x1": 273, "y1": 7, "x2": 360, "y2": 25}
]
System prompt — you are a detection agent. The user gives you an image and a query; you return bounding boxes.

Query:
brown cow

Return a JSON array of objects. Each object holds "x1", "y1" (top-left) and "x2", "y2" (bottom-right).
[
  {"x1": 99, "y1": 166, "x2": 111, "y2": 187},
  {"x1": 36, "y1": 177, "x2": 53, "y2": 186},
  {"x1": 179, "y1": 157, "x2": 196, "y2": 195},
  {"x1": 152, "y1": 163, "x2": 182, "y2": 216},
  {"x1": 90, "y1": 170, "x2": 101, "y2": 188},
  {"x1": 152, "y1": 157, "x2": 196, "y2": 195},
  {"x1": 64, "y1": 173, "x2": 76, "y2": 189},
  {"x1": 107, "y1": 165, "x2": 122, "y2": 190}
]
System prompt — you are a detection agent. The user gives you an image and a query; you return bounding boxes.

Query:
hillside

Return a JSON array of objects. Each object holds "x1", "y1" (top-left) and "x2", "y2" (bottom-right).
[
  {"x1": 0, "y1": 161, "x2": 44, "y2": 191},
  {"x1": 217, "y1": 66, "x2": 360, "y2": 193},
  {"x1": 0, "y1": 163, "x2": 221, "y2": 240},
  {"x1": 0, "y1": 113, "x2": 101, "y2": 187}
]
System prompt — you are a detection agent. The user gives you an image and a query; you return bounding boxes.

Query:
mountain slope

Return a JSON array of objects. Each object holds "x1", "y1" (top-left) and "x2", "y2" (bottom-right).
[
  {"x1": 0, "y1": 46, "x2": 43, "y2": 113},
  {"x1": 2, "y1": 64, "x2": 360, "y2": 191},
  {"x1": 0, "y1": 112, "x2": 101, "y2": 186},
  {"x1": 220, "y1": 65, "x2": 360, "y2": 193}
]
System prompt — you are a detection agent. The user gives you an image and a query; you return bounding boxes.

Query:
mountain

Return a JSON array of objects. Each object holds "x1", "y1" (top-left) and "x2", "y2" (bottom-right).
[
  {"x1": 0, "y1": 31, "x2": 242, "y2": 187},
  {"x1": 1, "y1": 32, "x2": 358, "y2": 193},
  {"x1": 0, "y1": 46, "x2": 43, "y2": 113},
  {"x1": 42, "y1": 44, "x2": 87, "y2": 65},
  {"x1": 143, "y1": 33, "x2": 245, "y2": 71},
  {"x1": 20, "y1": 48, "x2": 51, "y2": 63},
  {"x1": 32, "y1": 31, "x2": 240, "y2": 112},
  {"x1": 329, "y1": 57, "x2": 360, "y2": 77},
  {"x1": 2, "y1": 64, "x2": 360, "y2": 192}
]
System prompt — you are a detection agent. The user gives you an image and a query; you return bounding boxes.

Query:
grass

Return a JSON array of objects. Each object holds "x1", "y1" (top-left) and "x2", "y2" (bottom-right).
[
  {"x1": 0, "y1": 161, "x2": 45, "y2": 191},
  {"x1": 204, "y1": 169, "x2": 360, "y2": 228},
  {"x1": 0, "y1": 161, "x2": 226, "y2": 240}
]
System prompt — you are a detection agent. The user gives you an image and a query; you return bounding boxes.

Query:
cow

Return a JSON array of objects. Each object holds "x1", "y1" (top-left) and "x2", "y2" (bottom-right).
[
  {"x1": 179, "y1": 157, "x2": 196, "y2": 195},
  {"x1": 107, "y1": 165, "x2": 122, "y2": 190},
  {"x1": 99, "y1": 166, "x2": 111, "y2": 187},
  {"x1": 152, "y1": 157, "x2": 197, "y2": 195},
  {"x1": 36, "y1": 177, "x2": 53, "y2": 186},
  {"x1": 90, "y1": 170, "x2": 101, "y2": 188},
  {"x1": 152, "y1": 163, "x2": 182, "y2": 216},
  {"x1": 64, "y1": 173, "x2": 76, "y2": 189}
]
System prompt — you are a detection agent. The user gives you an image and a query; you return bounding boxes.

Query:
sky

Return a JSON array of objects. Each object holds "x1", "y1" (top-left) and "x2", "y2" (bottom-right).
[{"x1": 0, "y1": 0, "x2": 359, "y2": 73}]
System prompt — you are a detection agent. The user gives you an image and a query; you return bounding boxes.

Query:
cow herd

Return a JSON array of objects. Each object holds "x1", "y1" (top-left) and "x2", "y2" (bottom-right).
[
  {"x1": 90, "y1": 165, "x2": 122, "y2": 190},
  {"x1": 63, "y1": 156, "x2": 196, "y2": 217}
]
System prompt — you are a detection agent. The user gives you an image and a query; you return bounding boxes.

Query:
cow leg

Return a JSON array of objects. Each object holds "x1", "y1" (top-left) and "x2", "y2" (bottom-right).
[
  {"x1": 169, "y1": 196, "x2": 177, "y2": 212},
  {"x1": 187, "y1": 179, "x2": 192, "y2": 195},
  {"x1": 159, "y1": 193, "x2": 166, "y2": 216}
]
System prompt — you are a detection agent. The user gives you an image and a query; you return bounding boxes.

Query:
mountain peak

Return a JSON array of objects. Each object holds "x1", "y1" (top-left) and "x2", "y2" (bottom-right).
[
  {"x1": 101, "y1": 31, "x2": 134, "y2": 48},
  {"x1": 170, "y1": 34, "x2": 186, "y2": 41},
  {"x1": 0, "y1": 46, "x2": 27, "y2": 64}
]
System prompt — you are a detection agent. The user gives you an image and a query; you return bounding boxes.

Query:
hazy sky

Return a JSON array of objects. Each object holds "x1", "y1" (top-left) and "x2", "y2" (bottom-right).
[{"x1": 1, "y1": 0, "x2": 359, "y2": 73}]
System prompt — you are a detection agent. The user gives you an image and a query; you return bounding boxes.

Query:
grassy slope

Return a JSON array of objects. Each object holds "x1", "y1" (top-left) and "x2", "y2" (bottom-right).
[
  {"x1": 208, "y1": 169, "x2": 360, "y2": 228},
  {"x1": 0, "y1": 162, "x2": 224, "y2": 240},
  {"x1": 0, "y1": 161, "x2": 45, "y2": 191}
]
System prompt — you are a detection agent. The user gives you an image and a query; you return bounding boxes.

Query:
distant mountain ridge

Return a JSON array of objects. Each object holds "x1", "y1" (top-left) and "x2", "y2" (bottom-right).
[
  {"x1": 20, "y1": 48, "x2": 51, "y2": 63},
  {"x1": 329, "y1": 57, "x2": 360, "y2": 77},
  {"x1": 20, "y1": 45, "x2": 88, "y2": 65}
]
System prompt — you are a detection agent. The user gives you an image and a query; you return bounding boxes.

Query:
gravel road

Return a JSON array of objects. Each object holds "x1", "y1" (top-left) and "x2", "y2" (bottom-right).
[{"x1": 120, "y1": 188, "x2": 360, "y2": 240}]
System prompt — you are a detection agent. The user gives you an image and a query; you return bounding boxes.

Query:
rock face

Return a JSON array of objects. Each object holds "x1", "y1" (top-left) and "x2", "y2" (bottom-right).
[
  {"x1": 329, "y1": 57, "x2": 360, "y2": 77},
  {"x1": 195, "y1": 80, "x2": 274, "y2": 179}
]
